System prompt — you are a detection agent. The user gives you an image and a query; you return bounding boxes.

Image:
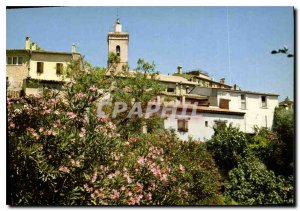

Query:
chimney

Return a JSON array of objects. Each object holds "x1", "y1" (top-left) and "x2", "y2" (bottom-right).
[
  {"x1": 220, "y1": 78, "x2": 225, "y2": 84},
  {"x1": 72, "y1": 43, "x2": 76, "y2": 53},
  {"x1": 177, "y1": 66, "x2": 182, "y2": 74},
  {"x1": 233, "y1": 84, "x2": 240, "y2": 91},
  {"x1": 31, "y1": 42, "x2": 37, "y2": 50},
  {"x1": 25, "y1": 37, "x2": 31, "y2": 50}
]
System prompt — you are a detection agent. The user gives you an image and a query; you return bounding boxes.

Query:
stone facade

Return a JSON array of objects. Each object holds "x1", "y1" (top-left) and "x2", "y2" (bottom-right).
[{"x1": 6, "y1": 50, "x2": 30, "y2": 98}]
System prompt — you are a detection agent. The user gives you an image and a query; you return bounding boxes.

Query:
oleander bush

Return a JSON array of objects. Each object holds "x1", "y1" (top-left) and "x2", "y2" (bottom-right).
[{"x1": 8, "y1": 59, "x2": 222, "y2": 205}]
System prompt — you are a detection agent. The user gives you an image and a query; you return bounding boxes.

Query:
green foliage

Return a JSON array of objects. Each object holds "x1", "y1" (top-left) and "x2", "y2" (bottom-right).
[
  {"x1": 225, "y1": 156, "x2": 294, "y2": 205},
  {"x1": 8, "y1": 58, "x2": 222, "y2": 205},
  {"x1": 272, "y1": 107, "x2": 294, "y2": 169},
  {"x1": 109, "y1": 133, "x2": 224, "y2": 205},
  {"x1": 107, "y1": 52, "x2": 121, "y2": 71},
  {"x1": 8, "y1": 60, "x2": 120, "y2": 205},
  {"x1": 110, "y1": 58, "x2": 164, "y2": 138},
  {"x1": 206, "y1": 124, "x2": 249, "y2": 172}
]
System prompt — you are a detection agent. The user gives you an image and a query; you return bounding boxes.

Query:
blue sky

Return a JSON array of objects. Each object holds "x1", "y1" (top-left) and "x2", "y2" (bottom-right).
[{"x1": 6, "y1": 6, "x2": 294, "y2": 101}]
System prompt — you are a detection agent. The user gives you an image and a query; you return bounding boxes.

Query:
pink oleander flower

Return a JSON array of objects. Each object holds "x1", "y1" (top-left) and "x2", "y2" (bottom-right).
[
  {"x1": 124, "y1": 174, "x2": 132, "y2": 184},
  {"x1": 98, "y1": 117, "x2": 108, "y2": 123},
  {"x1": 148, "y1": 182, "x2": 156, "y2": 191},
  {"x1": 135, "y1": 182, "x2": 143, "y2": 193},
  {"x1": 94, "y1": 188, "x2": 105, "y2": 199},
  {"x1": 59, "y1": 166, "x2": 70, "y2": 174},
  {"x1": 179, "y1": 164, "x2": 185, "y2": 173},
  {"x1": 75, "y1": 92, "x2": 87, "y2": 99},
  {"x1": 53, "y1": 120, "x2": 61, "y2": 128},
  {"x1": 8, "y1": 122, "x2": 15, "y2": 129},
  {"x1": 108, "y1": 173, "x2": 116, "y2": 179},
  {"x1": 79, "y1": 128, "x2": 86, "y2": 138},
  {"x1": 145, "y1": 192, "x2": 152, "y2": 201},
  {"x1": 150, "y1": 165, "x2": 161, "y2": 177},
  {"x1": 32, "y1": 132, "x2": 40, "y2": 140},
  {"x1": 67, "y1": 112, "x2": 77, "y2": 119},
  {"x1": 89, "y1": 85, "x2": 98, "y2": 92},
  {"x1": 109, "y1": 189, "x2": 120, "y2": 200},
  {"x1": 70, "y1": 159, "x2": 81, "y2": 167},
  {"x1": 83, "y1": 183, "x2": 93, "y2": 193},
  {"x1": 46, "y1": 129, "x2": 57, "y2": 136},
  {"x1": 129, "y1": 195, "x2": 143, "y2": 205},
  {"x1": 27, "y1": 127, "x2": 40, "y2": 140},
  {"x1": 91, "y1": 171, "x2": 97, "y2": 183},
  {"x1": 160, "y1": 173, "x2": 168, "y2": 182},
  {"x1": 137, "y1": 156, "x2": 145, "y2": 166},
  {"x1": 44, "y1": 109, "x2": 52, "y2": 114}
]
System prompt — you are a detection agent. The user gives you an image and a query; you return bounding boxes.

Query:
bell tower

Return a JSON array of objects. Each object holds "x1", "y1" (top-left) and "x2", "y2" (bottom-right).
[{"x1": 107, "y1": 18, "x2": 129, "y2": 72}]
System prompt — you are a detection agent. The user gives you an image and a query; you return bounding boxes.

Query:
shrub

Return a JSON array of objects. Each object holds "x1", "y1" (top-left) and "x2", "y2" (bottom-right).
[
  {"x1": 8, "y1": 59, "x2": 222, "y2": 205},
  {"x1": 225, "y1": 156, "x2": 294, "y2": 205},
  {"x1": 206, "y1": 124, "x2": 249, "y2": 173}
]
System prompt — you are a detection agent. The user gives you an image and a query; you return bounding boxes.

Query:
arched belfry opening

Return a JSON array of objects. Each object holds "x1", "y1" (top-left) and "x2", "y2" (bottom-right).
[{"x1": 116, "y1": 45, "x2": 120, "y2": 56}]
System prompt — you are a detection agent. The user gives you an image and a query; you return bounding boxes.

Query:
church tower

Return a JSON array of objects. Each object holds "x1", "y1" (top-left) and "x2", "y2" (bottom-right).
[{"x1": 107, "y1": 18, "x2": 129, "y2": 72}]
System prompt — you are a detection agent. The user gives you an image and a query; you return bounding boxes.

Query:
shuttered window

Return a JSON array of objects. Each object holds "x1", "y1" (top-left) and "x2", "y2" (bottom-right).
[
  {"x1": 178, "y1": 119, "x2": 188, "y2": 132},
  {"x1": 37, "y1": 62, "x2": 44, "y2": 74},
  {"x1": 241, "y1": 94, "x2": 246, "y2": 109},
  {"x1": 56, "y1": 63, "x2": 63, "y2": 75},
  {"x1": 261, "y1": 96, "x2": 267, "y2": 108},
  {"x1": 13, "y1": 57, "x2": 18, "y2": 65}
]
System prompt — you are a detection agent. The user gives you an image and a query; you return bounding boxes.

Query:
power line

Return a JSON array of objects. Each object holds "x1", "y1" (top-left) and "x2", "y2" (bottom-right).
[{"x1": 226, "y1": 7, "x2": 232, "y2": 85}]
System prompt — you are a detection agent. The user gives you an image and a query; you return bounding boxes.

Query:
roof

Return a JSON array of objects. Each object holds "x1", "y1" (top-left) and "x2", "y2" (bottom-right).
[
  {"x1": 7, "y1": 49, "x2": 81, "y2": 56},
  {"x1": 160, "y1": 91, "x2": 208, "y2": 99},
  {"x1": 217, "y1": 88, "x2": 279, "y2": 96},
  {"x1": 156, "y1": 74, "x2": 198, "y2": 85},
  {"x1": 167, "y1": 104, "x2": 245, "y2": 116},
  {"x1": 173, "y1": 73, "x2": 232, "y2": 87}
]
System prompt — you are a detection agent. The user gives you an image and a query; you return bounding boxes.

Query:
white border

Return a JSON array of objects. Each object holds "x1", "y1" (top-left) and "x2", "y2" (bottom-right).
[{"x1": 1, "y1": 1, "x2": 297, "y2": 210}]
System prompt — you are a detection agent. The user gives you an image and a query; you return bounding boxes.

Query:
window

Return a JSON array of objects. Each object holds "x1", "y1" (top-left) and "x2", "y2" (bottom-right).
[
  {"x1": 167, "y1": 87, "x2": 175, "y2": 93},
  {"x1": 56, "y1": 63, "x2": 63, "y2": 75},
  {"x1": 177, "y1": 119, "x2": 188, "y2": 132},
  {"x1": 213, "y1": 120, "x2": 227, "y2": 129},
  {"x1": 37, "y1": 62, "x2": 44, "y2": 74},
  {"x1": 18, "y1": 57, "x2": 23, "y2": 65},
  {"x1": 116, "y1": 45, "x2": 120, "y2": 56},
  {"x1": 219, "y1": 98, "x2": 230, "y2": 109},
  {"x1": 205, "y1": 121, "x2": 208, "y2": 127},
  {"x1": 7, "y1": 57, "x2": 12, "y2": 65},
  {"x1": 241, "y1": 94, "x2": 246, "y2": 109},
  {"x1": 13, "y1": 57, "x2": 18, "y2": 65},
  {"x1": 261, "y1": 96, "x2": 267, "y2": 108}
]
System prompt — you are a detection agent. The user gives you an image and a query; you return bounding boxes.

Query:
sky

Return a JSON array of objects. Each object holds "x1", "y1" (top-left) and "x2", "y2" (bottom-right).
[{"x1": 6, "y1": 6, "x2": 294, "y2": 101}]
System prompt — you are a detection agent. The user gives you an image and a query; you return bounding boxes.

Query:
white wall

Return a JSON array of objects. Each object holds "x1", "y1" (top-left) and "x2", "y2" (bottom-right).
[
  {"x1": 217, "y1": 90, "x2": 278, "y2": 133},
  {"x1": 163, "y1": 90, "x2": 278, "y2": 141},
  {"x1": 164, "y1": 112, "x2": 244, "y2": 141}
]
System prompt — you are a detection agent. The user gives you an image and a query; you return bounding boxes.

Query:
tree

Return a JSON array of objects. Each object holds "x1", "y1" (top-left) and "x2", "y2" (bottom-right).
[
  {"x1": 225, "y1": 156, "x2": 294, "y2": 205},
  {"x1": 271, "y1": 107, "x2": 294, "y2": 175},
  {"x1": 206, "y1": 124, "x2": 250, "y2": 173},
  {"x1": 109, "y1": 57, "x2": 165, "y2": 138}
]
